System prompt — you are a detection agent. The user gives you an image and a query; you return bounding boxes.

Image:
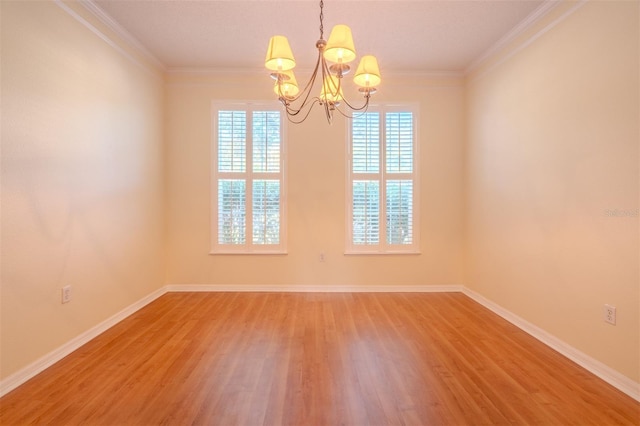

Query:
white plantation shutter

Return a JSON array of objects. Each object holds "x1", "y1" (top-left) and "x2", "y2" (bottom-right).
[
  {"x1": 352, "y1": 113, "x2": 380, "y2": 173},
  {"x1": 218, "y1": 179, "x2": 246, "y2": 244},
  {"x1": 218, "y1": 111, "x2": 246, "y2": 172},
  {"x1": 386, "y1": 112, "x2": 413, "y2": 174},
  {"x1": 385, "y1": 111, "x2": 414, "y2": 247},
  {"x1": 386, "y1": 180, "x2": 413, "y2": 244},
  {"x1": 212, "y1": 104, "x2": 286, "y2": 253},
  {"x1": 253, "y1": 180, "x2": 280, "y2": 244},
  {"x1": 352, "y1": 180, "x2": 380, "y2": 244},
  {"x1": 352, "y1": 113, "x2": 381, "y2": 246},
  {"x1": 252, "y1": 111, "x2": 281, "y2": 173},
  {"x1": 252, "y1": 111, "x2": 282, "y2": 246},
  {"x1": 347, "y1": 106, "x2": 419, "y2": 253}
]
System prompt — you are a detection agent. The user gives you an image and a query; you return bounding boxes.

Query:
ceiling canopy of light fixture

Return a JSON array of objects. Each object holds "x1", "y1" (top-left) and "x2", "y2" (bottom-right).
[{"x1": 264, "y1": 0, "x2": 381, "y2": 124}]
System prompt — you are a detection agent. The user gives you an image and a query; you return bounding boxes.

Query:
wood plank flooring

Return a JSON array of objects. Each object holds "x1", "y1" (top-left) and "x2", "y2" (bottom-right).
[{"x1": 0, "y1": 292, "x2": 638, "y2": 425}]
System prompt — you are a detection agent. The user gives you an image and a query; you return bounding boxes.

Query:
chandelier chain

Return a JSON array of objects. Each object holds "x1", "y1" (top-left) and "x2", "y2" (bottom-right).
[{"x1": 319, "y1": 0, "x2": 324, "y2": 39}]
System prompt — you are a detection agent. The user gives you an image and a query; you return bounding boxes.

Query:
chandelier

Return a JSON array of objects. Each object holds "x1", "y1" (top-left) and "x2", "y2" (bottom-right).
[{"x1": 264, "y1": 0, "x2": 381, "y2": 124}]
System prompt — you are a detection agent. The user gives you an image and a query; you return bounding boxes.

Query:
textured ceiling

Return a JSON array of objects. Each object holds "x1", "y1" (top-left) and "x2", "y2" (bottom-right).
[{"x1": 92, "y1": 0, "x2": 546, "y2": 73}]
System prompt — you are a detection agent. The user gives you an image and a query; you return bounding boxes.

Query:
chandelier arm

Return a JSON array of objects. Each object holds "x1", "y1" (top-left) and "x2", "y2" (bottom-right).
[
  {"x1": 283, "y1": 99, "x2": 309, "y2": 118},
  {"x1": 277, "y1": 71, "x2": 316, "y2": 118},
  {"x1": 285, "y1": 98, "x2": 322, "y2": 124},
  {"x1": 333, "y1": 105, "x2": 350, "y2": 119},
  {"x1": 320, "y1": 57, "x2": 334, "y2": 92},
  {"x1": 322, "y1": 62, "x2": 337, "y2": 123},
  {"x1": 296, "y1": 49, "x2": 323, "y2": 103},
  {"x1": 337, "y1": 93, "x2": 372, "y2": 112},
  {"x1": 324, "y1": 99, "x2": 333, "y2": 124},
  {"x1": 320, "y1": 56, "x2": 328, "y2": 87},
  {"x1": 275, "y1": 81, "x2": 298, "y2": 111},
  {"x1": 333, "y1": 100, "x2": 371, "y2": 120},
  {"x1": 334, "y1": 70, "x2": 343, "y2": 94},
  {"x1": 278, "y1": 46, "x2": 324, "y2": 118}
]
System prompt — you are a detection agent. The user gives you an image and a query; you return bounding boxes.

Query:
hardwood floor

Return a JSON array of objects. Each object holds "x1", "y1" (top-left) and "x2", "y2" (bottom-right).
[{"x1": 1, "y1": 292, "x2": 638, "y2": 425}]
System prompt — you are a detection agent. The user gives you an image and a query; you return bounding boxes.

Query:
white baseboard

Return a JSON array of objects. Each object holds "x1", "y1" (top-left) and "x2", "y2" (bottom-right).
[
  {"x1": 462, "y1": 287, "x2": 640, "y2": 402},
  {"x1": 0, "y1": 287, "x2": 167, "y2": 398},
  {"x1": 166, "y1": 284, "x2": 463, "y2": 293}
]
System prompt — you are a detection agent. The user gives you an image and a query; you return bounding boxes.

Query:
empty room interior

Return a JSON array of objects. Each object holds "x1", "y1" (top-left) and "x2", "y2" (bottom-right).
[{"x1": 1, "y1": 0, "x2": 639, "y2": 424}]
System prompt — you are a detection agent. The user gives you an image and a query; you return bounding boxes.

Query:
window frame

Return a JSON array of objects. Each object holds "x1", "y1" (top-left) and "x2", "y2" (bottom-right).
[
  {"x1": 210, "y1": 101, "x2": 287, "y2": 254},
  {"x1": 345, "y1": 104, "x2": 420, "y2": 254}
]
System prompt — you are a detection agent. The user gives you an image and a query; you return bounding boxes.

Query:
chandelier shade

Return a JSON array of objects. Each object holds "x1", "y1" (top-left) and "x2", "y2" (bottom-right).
[
  {"x1": 323, "y1": 24, "x2": 357, "y2": 64},
  {"x1": 320, "y1": 75, "x2": 344, "y2": 103},
  {"x1": 273, "y1": 70, "x2": 300, "y2": 98},
  {"x1": 353, "y1": 55, "x2": 381, "y2": 88},
  {"x1": 265, "y1": 0, "x2": 380, "y2": 124},
  {"x1": 265, "y1": 35, "x2": 296, "y2": 71}
]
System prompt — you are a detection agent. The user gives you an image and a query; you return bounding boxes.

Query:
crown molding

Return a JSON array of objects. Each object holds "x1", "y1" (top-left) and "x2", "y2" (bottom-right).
[
  {"x1": 466, "y1": 0, "x2": 588, "y2": 79},
  {"x1": 466, "y1": 0, "x2": 562, "y2": 75},
  {"x1": 77, "y1": 0, "x2": 166, "y2": 72}
]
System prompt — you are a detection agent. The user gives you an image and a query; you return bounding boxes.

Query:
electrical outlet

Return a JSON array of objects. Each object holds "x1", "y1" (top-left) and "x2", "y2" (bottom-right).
[
  {"x1": 61, "y1": 285, "x2": 72, "y2": 304},
  {"x1": 604, "y1": 304, "x2": 616, "y2": 325}
]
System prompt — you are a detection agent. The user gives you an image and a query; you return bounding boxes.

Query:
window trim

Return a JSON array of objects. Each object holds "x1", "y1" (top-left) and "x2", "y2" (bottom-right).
[
  {"x1": 345, "y1": 104, "x2": 420, "y2": 255},
  {"x1": 210, "y1": 101, "x2": 287, "y2": 254}
]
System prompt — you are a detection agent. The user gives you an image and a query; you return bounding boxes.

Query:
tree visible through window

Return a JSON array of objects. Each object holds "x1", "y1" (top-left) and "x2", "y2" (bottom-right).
[
  {"x1": 212, "y1": 105, "x2": 286, "y2": 253},
  {"x1": 347, "y1": 107, "x2": 418, "y2": 253}
]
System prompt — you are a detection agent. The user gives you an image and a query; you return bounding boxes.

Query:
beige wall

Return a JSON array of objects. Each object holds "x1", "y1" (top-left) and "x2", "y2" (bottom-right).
[
  {"x1": 165, "y1": 74, "x2": 466, "y2": 287},
  {"x1": 1, "y1": 1, "x2": 166, "y2": 379},
  {"x1": 465, "y1": 1, "x2": 639, "y2": 382}
]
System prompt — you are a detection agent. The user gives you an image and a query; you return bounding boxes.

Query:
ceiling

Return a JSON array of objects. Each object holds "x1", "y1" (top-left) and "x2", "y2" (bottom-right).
[{"x1": 92, "y1": 0, "x2": 547, "y2": 74}]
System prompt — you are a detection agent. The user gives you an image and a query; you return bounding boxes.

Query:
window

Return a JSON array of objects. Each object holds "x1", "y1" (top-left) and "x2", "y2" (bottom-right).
[
  {"x1": 211, "y1": 103, "x2": 286, "y2": 253},
  {"x1": 347, "y1": 106, "x2": 419, "y2": 253}
]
